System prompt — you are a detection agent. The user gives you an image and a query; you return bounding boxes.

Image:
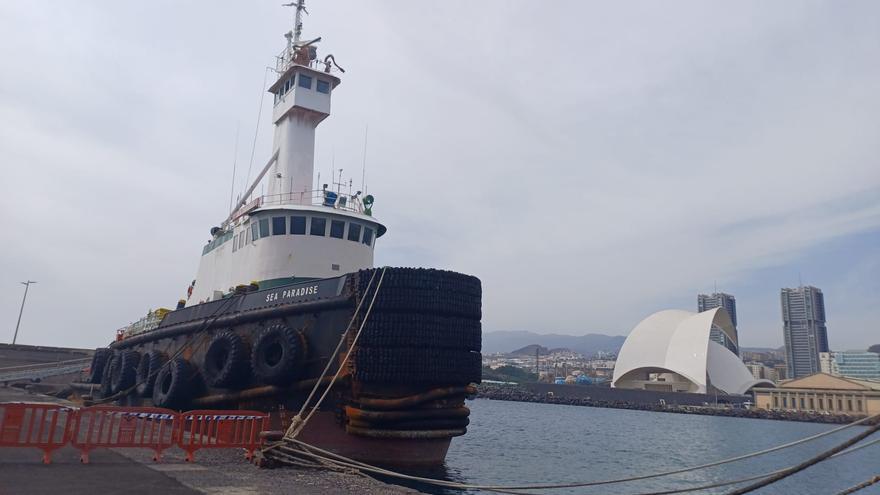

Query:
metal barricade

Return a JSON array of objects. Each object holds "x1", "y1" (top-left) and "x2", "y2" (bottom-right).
[
  {"x1": 0, "y1": 402, "x2": 75, "y2": 464},
  {"x1": 178, "y1": 410, "x2": 267, "y2": 462},
  {"x1": 70, "y1": 406, "x2": 178, "y2": 463}
]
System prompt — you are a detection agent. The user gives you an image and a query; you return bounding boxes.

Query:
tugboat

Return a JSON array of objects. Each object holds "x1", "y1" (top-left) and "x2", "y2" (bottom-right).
[{"x1": 86, "y1": 1, "x2": 481, "y2": 466}]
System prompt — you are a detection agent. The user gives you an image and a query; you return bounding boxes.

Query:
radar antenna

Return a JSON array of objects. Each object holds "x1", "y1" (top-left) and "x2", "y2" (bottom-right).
[{"x1": 282, "y1": 0, "x2": 308, "y2": 44}]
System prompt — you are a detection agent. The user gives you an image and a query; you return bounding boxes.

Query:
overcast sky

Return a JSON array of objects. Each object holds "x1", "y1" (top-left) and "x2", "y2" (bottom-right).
[{"x1": 1, "y1": 1, "x2": 878, "y2": 351}]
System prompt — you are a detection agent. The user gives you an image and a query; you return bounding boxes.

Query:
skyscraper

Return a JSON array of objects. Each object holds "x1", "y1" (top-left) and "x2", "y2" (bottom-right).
[
  {"x1": 781, "y1": 286, "x2": 829, "y2": 379},
  {"x1": 697, "y1": 292, "x2": 739, "y2": 355}
]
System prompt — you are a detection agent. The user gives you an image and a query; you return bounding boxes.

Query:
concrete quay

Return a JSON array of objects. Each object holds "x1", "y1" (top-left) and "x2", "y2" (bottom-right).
[{"x1": 0, "y1": 387, "x2": 417, "y2": 495}]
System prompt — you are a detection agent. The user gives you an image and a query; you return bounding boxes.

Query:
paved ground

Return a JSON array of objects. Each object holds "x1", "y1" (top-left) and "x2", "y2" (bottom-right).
[{"x1": 0, "y1": 387, "x2": 416, "y2": 495}]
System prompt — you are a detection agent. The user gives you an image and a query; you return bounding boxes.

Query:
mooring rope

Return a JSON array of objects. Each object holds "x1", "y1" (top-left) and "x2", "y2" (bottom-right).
[
  {"x1": 262, "y1": 412, "x2": 880, "y2": 493},
  {"x1": 833, "y1": 474, "x2": 880, "y2": 495},
  {"x1": 284, "y1": 266, "x2": 388, "y2": 438},
  {"x1": 723, "y1": 419, "x2": 880, "y2": 495}
]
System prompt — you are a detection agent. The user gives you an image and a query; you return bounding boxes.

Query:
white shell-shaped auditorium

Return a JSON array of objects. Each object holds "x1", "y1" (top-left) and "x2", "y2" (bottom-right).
[{"x1": 612, "y1": 308, "x2": 774, "y2": 395}]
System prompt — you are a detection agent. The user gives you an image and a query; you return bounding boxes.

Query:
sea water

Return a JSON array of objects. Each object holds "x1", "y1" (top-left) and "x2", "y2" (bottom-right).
[{"x1": 396, "y1": 398, "x2": 878, "y2": 494}]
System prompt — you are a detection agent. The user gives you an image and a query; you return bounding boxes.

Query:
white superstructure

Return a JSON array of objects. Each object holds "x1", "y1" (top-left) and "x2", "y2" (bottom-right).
[{"x1": 189, "y1": 2, "x2": 385, "y2": 305}]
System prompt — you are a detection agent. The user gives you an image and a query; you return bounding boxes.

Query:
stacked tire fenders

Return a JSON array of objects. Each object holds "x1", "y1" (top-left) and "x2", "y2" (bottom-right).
[{"x1": 350, "y1": 268, "x2": 482, "y2": 386}]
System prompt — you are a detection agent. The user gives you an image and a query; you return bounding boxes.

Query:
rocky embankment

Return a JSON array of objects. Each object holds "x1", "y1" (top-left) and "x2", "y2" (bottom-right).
[{"x1": 477, "y1": 383, "x2": 873, "y2": 425}]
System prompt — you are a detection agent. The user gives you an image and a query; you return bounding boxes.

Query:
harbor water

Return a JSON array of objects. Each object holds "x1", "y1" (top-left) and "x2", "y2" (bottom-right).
[{"x1": 397, "y1": 398, "x2": 878, "y2": 494}]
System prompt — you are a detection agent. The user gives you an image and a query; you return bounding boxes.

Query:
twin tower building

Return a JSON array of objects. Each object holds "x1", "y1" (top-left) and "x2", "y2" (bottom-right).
[{"x1": 698, "y1": 286, "x2": 828, "y2": 380}]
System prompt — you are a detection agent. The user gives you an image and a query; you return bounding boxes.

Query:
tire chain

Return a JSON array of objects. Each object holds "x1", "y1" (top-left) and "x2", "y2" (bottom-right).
[
  {"x1": 356, "y1": 312, "x2": 481, "y2": 351},
  {"x1": 353, "y1": 347, "x2": 481, "y2": 385}
]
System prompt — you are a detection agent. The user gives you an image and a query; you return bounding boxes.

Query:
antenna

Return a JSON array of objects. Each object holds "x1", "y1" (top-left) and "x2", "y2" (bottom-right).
[
  {"x1": 228, "y1": 123, "x2": 240, "y2": 213},
  {"x1": 361, "y1": 125, "x2": 369, "y2": 193},
  {"x1": 282, "y1": 0, "x2": 308, "y2": 44}
]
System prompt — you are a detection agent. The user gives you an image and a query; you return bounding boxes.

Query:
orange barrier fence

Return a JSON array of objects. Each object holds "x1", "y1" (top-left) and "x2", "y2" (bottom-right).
[
  {"x1": 70, "y1": 406, "x2": 179, "y2": 463},
  {"x1": 179, "y1": 410, "x2": 268, "y2": 462},
  {"x1": 0, "y1": 403, "x2": 269, "y2": 464},
  {"x1": 0, "y1": 403, "x2": 75, "y2": 464}
]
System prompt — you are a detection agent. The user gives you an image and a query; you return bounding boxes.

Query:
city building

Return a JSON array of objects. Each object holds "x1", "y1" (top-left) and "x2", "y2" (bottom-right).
[
  {"x1": 753, "y1": 373, "x2": 880, "y2": 416},
  {"x1": 612, "y1": 308, "x2": 773, "y2": 394},
  {"x1": 698, "y1": 292, "x2": 739, "y2": 355},
  {"x1": 781, "y1": 286, "x2": 829, "y2": 379},
  {"x1": 819, "y1": 351, "x2": 880, "y2": 380},
  {"x1": 773, "y1": 364, "x2": 788, "y2": 381},
  {"x1": 745, "y1": 362, "x2": 781, "y2": 383}
]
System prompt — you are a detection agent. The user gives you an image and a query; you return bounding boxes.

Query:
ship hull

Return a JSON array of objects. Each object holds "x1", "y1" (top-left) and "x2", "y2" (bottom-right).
[{"x1": 90, "y1": 268, "x2": 481, "y2": 466}]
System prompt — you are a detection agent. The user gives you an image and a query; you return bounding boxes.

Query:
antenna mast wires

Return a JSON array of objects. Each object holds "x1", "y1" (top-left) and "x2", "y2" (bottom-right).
[{"x1": 282, "y1": 0, "x2": 308, "y2": 45}]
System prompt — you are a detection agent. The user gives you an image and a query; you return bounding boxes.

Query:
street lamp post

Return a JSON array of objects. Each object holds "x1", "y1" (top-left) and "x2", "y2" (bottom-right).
[{"x1": 12, "y1": 280, "x2": 36, "y2": 345}]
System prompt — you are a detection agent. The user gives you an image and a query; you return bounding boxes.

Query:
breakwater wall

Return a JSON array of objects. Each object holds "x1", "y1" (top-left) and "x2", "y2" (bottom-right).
[{"x1": 477, "y1": 382, "x2": 870, "y2": 425}]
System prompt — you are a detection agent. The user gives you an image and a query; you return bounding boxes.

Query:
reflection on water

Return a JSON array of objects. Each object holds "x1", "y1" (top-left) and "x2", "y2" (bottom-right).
[{"x1": 383, "y1": 398, "x2": 877, "y2": 494}]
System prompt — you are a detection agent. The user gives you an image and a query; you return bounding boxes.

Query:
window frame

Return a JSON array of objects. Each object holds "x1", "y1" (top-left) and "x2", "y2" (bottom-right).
[
  {"x1": 298, "y1": 74, "x2": 313, "y2": 89},
  {"x1": 347, "y1": 223, "x2": 362, "y2": 242},
  {"x1": 310, "y1": 216, "x2": 327, "y2": 236},
  {"x1": 259, "y1": 218, "x2": 270, "y2": 238},
  {"x1": 329, "y1": 219, "x2": 345, "y2": 239},
  {"x1": 291, "y1": 216, "x2": 306, "y2": 235},
  {"x1": 362, "y1": 226, "x2": 374, "y2": 246},
  {"x1": 316, "y1": 79, "x2": 330, "y2": 94},
  {"x1": 272, "y1": 216, "x2": 287, "y2": 236}
]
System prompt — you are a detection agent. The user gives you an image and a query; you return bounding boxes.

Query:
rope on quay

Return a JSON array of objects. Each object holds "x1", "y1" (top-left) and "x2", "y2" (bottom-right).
[
  {"x1": 261, "y1": 413, "x2": 880, "y2": 493},
  {"x1": 833, "y1": 475, "x2": 880, "y2": 495}
]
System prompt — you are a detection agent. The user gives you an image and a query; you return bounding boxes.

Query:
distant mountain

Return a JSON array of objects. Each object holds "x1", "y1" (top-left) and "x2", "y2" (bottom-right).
[
  {"x1": 510, "y1": 344, "x2": 550, "y2": 356},
  {"x1": 868, "y1": 344, "x2": 880, "y2": 354},
  {"x1": 483, "y1": 331, "x2": 626, "y2": 356}
]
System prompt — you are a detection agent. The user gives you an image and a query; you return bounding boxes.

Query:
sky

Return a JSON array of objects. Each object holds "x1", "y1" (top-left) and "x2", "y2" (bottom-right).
[{"x1": 0, "y1": 1, "x2": 878, "y2": 351}]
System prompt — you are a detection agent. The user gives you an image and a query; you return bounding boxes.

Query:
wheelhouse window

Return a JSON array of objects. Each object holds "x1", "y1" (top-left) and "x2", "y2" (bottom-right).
[
  {"x1": 272, "y1": 216, "x2": 286, "y2": 235},
  {"x1": 232, "y1": 234, "x2": 238, "y2": 252},
  {"x1": 259, "y1": 218, "x2": 270, "y2": 238},
  {"x1": 347, "y1": 223, "x2": 361, "y2": 242},
  {"x1": 310, "y1": 217, "x2": 326, "y2": 236},
  {"x1": 330, "y1": 220, "x2": 345, "y2": 239},
  {"x1": 251, "y1": 222, "x2": 258, "y2": 242},
  {"x1": 362, "y1": 226, "x2": 374, "y2": 246},
  {"x1": 291, "y1": 216, "x2": 306, "y2": 235},
  {"x1": 298, "y1": 74, "x2": 312, "y2": 89},
  {"x1": 317, "y1": 79, "x2": 330, "y2": 94}
]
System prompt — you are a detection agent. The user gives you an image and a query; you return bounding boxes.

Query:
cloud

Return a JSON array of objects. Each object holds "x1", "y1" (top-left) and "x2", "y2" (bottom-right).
[{"x1": 0, "y1": 1, "x2": 877, "y2": 350}]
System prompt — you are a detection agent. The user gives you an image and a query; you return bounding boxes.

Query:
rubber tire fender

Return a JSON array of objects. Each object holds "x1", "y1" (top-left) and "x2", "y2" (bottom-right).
[
  {"x1": 88, "y1": 348, "x2": 111, "y2": 384},
  {"x1": 100, "y1": 352, "x2": 119, "y2": 398},
  {"x1": 151, "y1": 357, "x2": 198, "y2": 410},
  {"x1": 110, "y1": 350, "x2": 140, "y2": 394},
  {"x1": 251, "y1": 324, "x2": 306, "y2": 386},
  {"x1": 203, "y1": 330, "x2": 250, "y2": 388},
  {"x1": 135, "y1": 350, "x2": 167, "y2": 397}
]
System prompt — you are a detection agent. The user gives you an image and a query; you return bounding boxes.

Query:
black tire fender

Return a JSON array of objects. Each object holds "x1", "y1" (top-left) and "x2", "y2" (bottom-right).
[
  {"x1": 136, "y1": 350, "x2": 167, "y2": 397},
  {"x1": 151, "y1": 357, "x2": 198, "y2": 410},
  {"x1": 88, "y1": 348, "x2": 111, "y2": 384},
  {"x1": 251, "y1": 324, "x2": 306, "y2": 385},
  {"x1": 110, "y1": 350, "x2": 140, "y2": 394},
  {"x1": 204, "y1": 330, "x2": 250, "y2": 388},
  {"x1": 100, "y1": 352, "x2": 119, "y2": 398}
]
